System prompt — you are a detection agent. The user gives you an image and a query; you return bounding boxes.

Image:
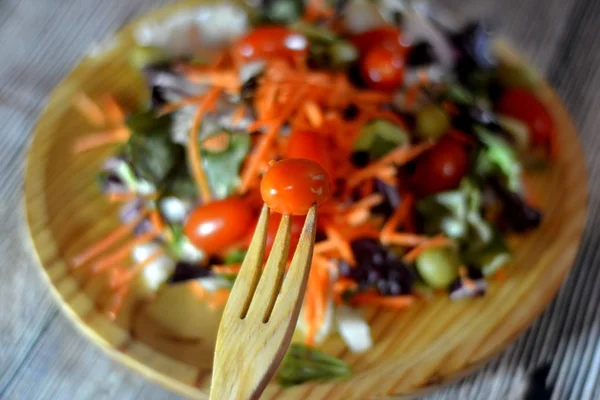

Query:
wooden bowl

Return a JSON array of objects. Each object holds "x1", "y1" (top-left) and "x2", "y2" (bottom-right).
[{"x1": 24, "y1": 1, "x2": 588, "y2": 399}]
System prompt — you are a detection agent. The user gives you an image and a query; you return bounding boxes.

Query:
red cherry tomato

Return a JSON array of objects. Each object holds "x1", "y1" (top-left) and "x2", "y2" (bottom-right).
[
  {"x1": 360, "y1": 46, "x2": 405, "y2": 90},
  {"x1": 233, "y1": 26, "x2": 308, "y2": 63},
  {"x1": 261, "y1": 158, "x2": 331, "y2": 215},
  {"x1": 412, "y1": 137, "x2": 469, "y2": 197},
  {"x1": 184, "y1": 198, "x2": 255, "y2": 254},
  {"x1": 496, "y1": 88, "x2": 554, "y2": 148},
  {"x1": 264, "y1": 213, "x2": 305, "y2": 258},
  {"x1": 351, "y1": 26, "x2": 408, "y2": 55},
  {"x1": 287, "y1": 130, "x2": 335, "y2": 179}
]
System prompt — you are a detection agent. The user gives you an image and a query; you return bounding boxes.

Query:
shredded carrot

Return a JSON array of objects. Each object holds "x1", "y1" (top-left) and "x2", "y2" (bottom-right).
[
  {"x1": 71, "y1": 209, "x2": 148, "y2": 268},
  {"x1": 231, "y1": 105, "x2": 246, "y2": 125},
  {"x1": 110, "y1": 249, "x2": 166, "y2": 289},
  {"x1": 149, "y1": 210, "x2": 165, "y2": 232},
  {"x1": 182, "y1": 69, "x2": 239, "y2": 91},
  {"x1": 91, "y1": 229, "x2": 160, "y2": 274},
  {"x1": 314, "y1": 240, "x2": 338, "y2": 255},
  {"x1": 381, "y1": 195, "x2": 414, "y2": 238},
  {"x1": 73, "y1": 127, "x2": 130, "y2": 153},
  {"x1": 188, "y1": 87, "x2": 222, "y2": 202},
  {"x1": 208, "y1": 288, "x2": 231, "y2": 309},
  {"x1": 304, "y1": 101, "x2": 323, "y2": 128},
  {"x1": 402, "y1": 235, "x2": 454, "y2": 263},
  {"x1": 304, "y1": 267, "x2": 318, "y2": 346},
  {"x1": 325, "y1": 225, "x2": 355, "y2": 265},
  {"x1": 381, "y1": 233, "x2": 430, "y2": 247},
  {"x1": 351, "y1": 292, "x2": 415, "y2": 309},
  {"x1": 107, "y1": 192, "x2": 158, "y2": 203},
  {"x1": 240, "y1": 88, "x2": 307, "y2": 193},
  {"x1": 189, "y1": 281, "x2": 207, "y2": 299},
  {"x1": 73, "y1": 92, "x2": 106, "y2": 126},
  {"x1": 102, "y1": 95, "x2": 125, "y2": 126},
  {"x1": 212, "y1": 264, "x2": 242, "y2": 274},
  {"x1": 202, "y1": 131, "x2": 231, "y2": 152},
  {"x1": 347, "y1": 143, "x2": 433, "y2": 189},
  {"x1": 158, "y1": 95, "x2": 206, "y2": 115},
  {"x1": 106, "y1": 286, "x2": 129, "y2": 320}
]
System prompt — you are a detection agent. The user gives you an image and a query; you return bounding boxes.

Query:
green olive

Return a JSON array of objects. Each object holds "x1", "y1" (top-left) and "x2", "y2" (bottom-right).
[
  {"x1": 416, "y1": 104, "x2": 450, "y2": 140},
  {"x1": 416, "y1": 246, "x2": 460, "y2": 289},
  {"x1": 330, "y1": 40, "x2": 358, "y2": 69}
]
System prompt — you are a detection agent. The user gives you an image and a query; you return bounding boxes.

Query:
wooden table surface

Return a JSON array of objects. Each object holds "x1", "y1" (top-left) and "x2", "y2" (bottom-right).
[{"x1": 1, "y1": 0, "x2": 599, "y2": 399}]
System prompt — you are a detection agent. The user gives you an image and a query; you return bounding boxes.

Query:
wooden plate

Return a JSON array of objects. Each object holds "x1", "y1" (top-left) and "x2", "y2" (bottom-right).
[{"x1": 24, "y1": 1, "x2": 588, "y2": 399}]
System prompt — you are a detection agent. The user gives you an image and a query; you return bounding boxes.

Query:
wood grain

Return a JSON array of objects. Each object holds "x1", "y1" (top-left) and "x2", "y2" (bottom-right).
[
  {"x1": 210, "y1": 205, "x2": 316, "y2": 399},
  {"x1": 3, "y1": 0, "x2": 599, "y2": 399}
]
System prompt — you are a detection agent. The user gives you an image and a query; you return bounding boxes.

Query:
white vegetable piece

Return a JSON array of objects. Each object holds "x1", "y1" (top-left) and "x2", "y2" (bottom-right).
[
  {"x1": 196, "y1": 276, "x2": 233, "y2": 292},
  {"x1": 135, "y1": 2, "x2": 249, "y2": 58},
  {"x1": 132, "y1": 242, "x2": 175, "y2": 291},
  {"x1": 336, "y1": 305, "x2": 373, "y2": 353}
]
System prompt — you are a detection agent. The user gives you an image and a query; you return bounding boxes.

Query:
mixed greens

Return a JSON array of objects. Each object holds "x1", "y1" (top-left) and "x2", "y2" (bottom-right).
[{"x1": 71, "y1": 0, "x2": 554, "y2": 386}]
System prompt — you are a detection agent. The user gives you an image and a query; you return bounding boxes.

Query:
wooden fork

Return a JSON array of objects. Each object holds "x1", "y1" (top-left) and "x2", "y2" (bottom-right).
[{"x1": 209, "y1": 203, "x2": 317, "y2": 400}]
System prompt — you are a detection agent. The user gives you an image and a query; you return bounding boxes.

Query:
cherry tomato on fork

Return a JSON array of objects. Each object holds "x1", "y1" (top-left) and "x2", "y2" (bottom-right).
[
  {"x1": 261, "y1": 159, "x2": 331, "y2": 215},
  {"x1": 412, "y1": 136, "x2": 469, "y2": 197},
  {"x1": 233, "y1": 26, "x2": 308, "y2": 63},
  {"x1": 184, "y1": 198, "x2": 255, "y2": 254},
  {"x1": 264, "y1": 213, "x2": 305, "y2": 258}
]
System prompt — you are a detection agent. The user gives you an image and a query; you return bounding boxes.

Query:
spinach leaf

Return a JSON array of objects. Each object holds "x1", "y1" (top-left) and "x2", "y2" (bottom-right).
[
  {"x1": 199, "y1": 132, "x2": 251, "y2": 199},
  {"x1": 417, "y1": 178, "x2": 492, "y2": 243},
  {"x1": 278, "y1": 343, "x2": 352, "y2": 387},
  {"x1": 124, "y1": 111, "x2": 182, "y2": 186},
  {"x1": 354, "y1": 119, "x2": 410, "y2": 159},
  {"x1": 474, "y1": 125, "x2": 523, "y2": 193}
]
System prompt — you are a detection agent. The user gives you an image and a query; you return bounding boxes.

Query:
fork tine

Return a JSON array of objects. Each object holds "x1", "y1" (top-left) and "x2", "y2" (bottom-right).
[
  {"x1": 269, "y1": 204, "x2": 317, "y2": 323},
  {"x1": 225, "y1": 204, "x2": 269, "y2": 319},
  {"x1": 245, "y1": 213, "x2": 292, "y2": 322}
]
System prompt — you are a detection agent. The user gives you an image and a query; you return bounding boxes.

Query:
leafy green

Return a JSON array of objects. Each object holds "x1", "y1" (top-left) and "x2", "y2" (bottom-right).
[
  {"x1": 199, "y1": 131, "x2": 251, "y2": 199},
  {"x1": 278, "y1": 344, "x2": 352, "y2": 387},
  {"x1": 354, "y1": 119, "x2": 410, "y2": 159},
  {"x1": 463, "y1": 229, "x2": 511, "y2": 276},
  {"x1": 417, "y1": 178, "x2": 492, "y2": 243},
  {"x1": 474, "y1": 126, "x2": 523, "y2": 193},
  {"x1": 254, "y1": 0, "x2": 304, "y2": 25},
  {"x1": 224, "y1": 248, "x2": 247, "y2": 265},
  {"x1": 124, "y1": 111, "x2": 183, "y2": 186},
  {"x1": 161, "y1": 163, "x2": 198, "y2": 201},
  {"x1": 445, "y1": 82, "x2": 476, "y2": 105}
]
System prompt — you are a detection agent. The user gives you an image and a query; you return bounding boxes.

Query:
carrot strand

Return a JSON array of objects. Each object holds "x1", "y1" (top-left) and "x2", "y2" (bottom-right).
[
  {"x1": 91, "y1": 230, "x2": 160, "y2": 274},
  {"x1": 73, "y1": 127, "x2": 130, "y2": 153},
  {"x1": 188, "y1": 87, "x2": 222, "y2": 202},
  {"x1": 71, "y1": 209, "x2": 149, "y2": 268},
  {"x1": 73, "y1": 92, "x2": 106, "y2": 126}
]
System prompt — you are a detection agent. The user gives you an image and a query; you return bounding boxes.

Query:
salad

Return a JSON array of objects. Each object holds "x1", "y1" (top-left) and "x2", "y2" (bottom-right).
[{"x1": 71, "y1": 0, "x2": 554, "y2": 386}]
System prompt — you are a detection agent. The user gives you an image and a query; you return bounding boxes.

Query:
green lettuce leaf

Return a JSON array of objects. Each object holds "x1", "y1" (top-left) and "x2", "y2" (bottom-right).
[
  {"x1": 354, "y1": 119, "x2": 410, "y2": 159},
  {"x1": 474, "y1": 125, "x2": 523, "y2": 193},
  {"x1": 278, "y1": 344, "x2": 352, "y2": 387},
  {"x1": 125, "y1": 111, "x2": 183, "y2": 186},
  {"x1": 198, "y1": 131, "x2": 251, "y2": 199},
  {"x1": 417, "y1": 178, "x2": 493, "y2": 243}
]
